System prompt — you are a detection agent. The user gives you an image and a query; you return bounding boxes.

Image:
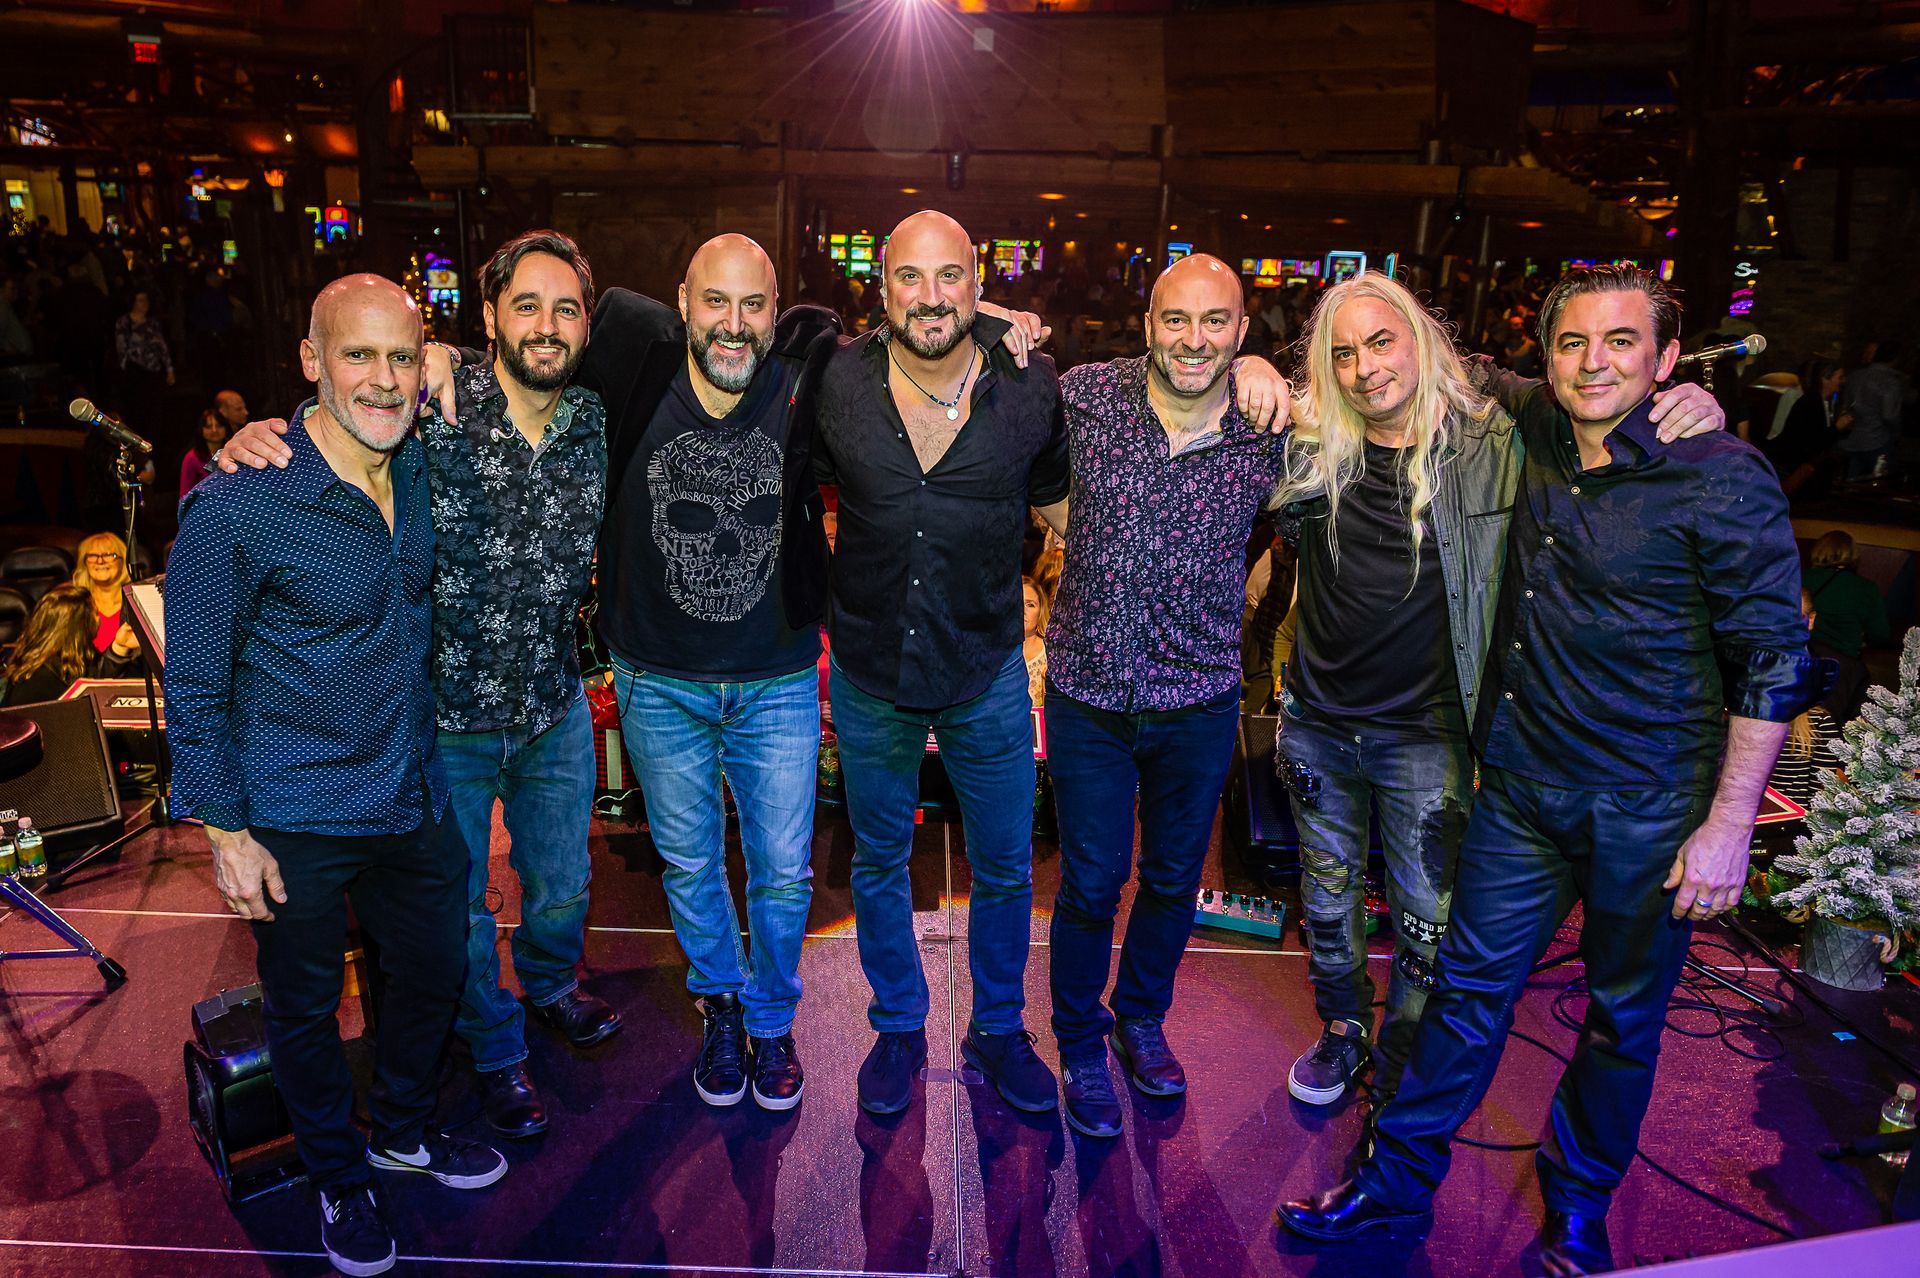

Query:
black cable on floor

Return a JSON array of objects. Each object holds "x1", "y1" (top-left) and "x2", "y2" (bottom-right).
[{"x1": 1725, "y1": 914, "x2": 1920, "y2": 1079}]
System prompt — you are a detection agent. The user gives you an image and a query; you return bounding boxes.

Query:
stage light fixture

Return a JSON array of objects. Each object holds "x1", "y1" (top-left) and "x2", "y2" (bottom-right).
[{"x1": 1038, "y1": 192, "x2": 1066, "y2": 201}]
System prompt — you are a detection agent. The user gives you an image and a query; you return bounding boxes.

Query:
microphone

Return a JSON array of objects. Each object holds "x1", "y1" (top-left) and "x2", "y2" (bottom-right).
[
  {"x1": 68, "y1": 397, "x2": 154, "y2": 455},
  {"x1": 1676, "y1": 333, "x2": 1767, "y2": 366}
]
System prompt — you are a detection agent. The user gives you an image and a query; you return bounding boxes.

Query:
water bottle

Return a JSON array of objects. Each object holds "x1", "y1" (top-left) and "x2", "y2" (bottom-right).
[
  {"x1": 15, "y1": 817, "x2": 45, "y2": 881},
  {"x1": 1880, "y1": 1082, "x2": 1917, "y2": 1166},
  {"x1": 0, "y1": 823, "x2": 15, "y2": 878}
]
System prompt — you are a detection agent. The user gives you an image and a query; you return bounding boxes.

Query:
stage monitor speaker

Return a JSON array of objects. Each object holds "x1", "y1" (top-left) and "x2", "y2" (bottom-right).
[
  {"x1": 0, "y1": 696, "x2": 123, "y2": 857},
  {"x1": 183, "y1": 984, "x2": 304, "y2": 1203}
]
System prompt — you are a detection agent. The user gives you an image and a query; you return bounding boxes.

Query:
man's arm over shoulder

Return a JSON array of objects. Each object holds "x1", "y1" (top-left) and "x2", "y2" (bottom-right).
[
  {"x1": 163, "y1": 481, "x2": 265, "y2": 831},
  {"x1": 577, "y1": 286, "x2": 681, "y2": 398},
  {"x1": 1692, "y1": 446, "x2": 1819, "y2": 722},
  {"x1": 1027, "y1": 353, "x2": 1071, "y2": 507}
]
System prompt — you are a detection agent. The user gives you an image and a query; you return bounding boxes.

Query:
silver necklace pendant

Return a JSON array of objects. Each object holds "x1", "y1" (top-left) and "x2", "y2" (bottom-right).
[{"x1": 945, "y1": 406, "x2": 959, "y2": 421}]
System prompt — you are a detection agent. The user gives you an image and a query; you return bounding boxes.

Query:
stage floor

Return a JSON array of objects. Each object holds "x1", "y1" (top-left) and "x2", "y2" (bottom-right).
[{"x1": 1, "y1": 800, "x2": 1915, "y2": 1277}]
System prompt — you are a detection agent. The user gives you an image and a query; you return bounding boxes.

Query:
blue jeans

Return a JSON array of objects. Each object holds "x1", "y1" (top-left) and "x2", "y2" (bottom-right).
[
  {"x1": 612, "y1": 660, "x2": 818, "y2": 1038},
  {"x1": 438, "y1": 690, "x2": 597, "y2": 1073},
  {"x1": 1045, "y1": 687, "x2": 1242, "y2": 1059},
  {"x1": 1356, "y1": 766, "x2": 1706, "y2": 1217},
  {"x1": 830, "y1": 650, "x2": 1036, "y2": 1036},
  {"x1": 1275, "y1": 701, "x2": 1473, "y2": 1094}
]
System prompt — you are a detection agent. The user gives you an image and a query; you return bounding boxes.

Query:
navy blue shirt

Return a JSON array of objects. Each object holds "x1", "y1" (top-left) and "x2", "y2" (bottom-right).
[
  {"x1": 165, "y1": 402, "x2": 445, "y2": 835},
  {"x1": 1476, "y1": 387, "x2": 1816, "y2": 793}
]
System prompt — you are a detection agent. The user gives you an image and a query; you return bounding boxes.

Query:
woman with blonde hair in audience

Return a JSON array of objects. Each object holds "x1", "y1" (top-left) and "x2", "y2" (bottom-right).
[
  {"x1": 70, "y1": 531, "x2": 143, "y2": 675},
  {"x1": 1022, "y1": 576, "x2": 1050, "y2": 706}
]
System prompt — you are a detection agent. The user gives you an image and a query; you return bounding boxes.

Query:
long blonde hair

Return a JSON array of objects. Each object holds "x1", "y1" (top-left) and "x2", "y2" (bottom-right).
[{"x1": 1271, "y1": 272, "x2": 1492, "y2": 580}]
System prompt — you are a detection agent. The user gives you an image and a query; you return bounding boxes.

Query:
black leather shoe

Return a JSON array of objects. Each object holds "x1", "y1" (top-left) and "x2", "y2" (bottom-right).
[
  {"x1": 1539, "y1": 1209, "x2": 1613, "y2": 1277},
  {"x1": 750, "y1": 1033, "x2": 805, "y2": 1112},
  {"x1": 857, "y1": 1029, "x2": 928, "y2": 1116},
  {"x1": 1061, "y1": 1054, "x2": 1123, "y2": 1139},
  {"x1": 961, "y1": 1028, "x2": 1058, "y2": 1113},
  {"x1": 1275, "y1": 1180, "x2": 1433, "y2": 1243},
  {"x1": 477, "y1": 1062, "x2": 547, "y2": 1139},
  {"x1": 1112, "y1": 1016, "x2": 1186, "y2": 1096},
  {"x1": 530, "y1": 988, "x2": 622, "y2": 1049}
]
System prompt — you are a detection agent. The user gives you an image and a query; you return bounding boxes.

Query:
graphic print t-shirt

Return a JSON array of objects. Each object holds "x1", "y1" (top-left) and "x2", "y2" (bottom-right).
[{"x1": 601, "y1": 359, "x2": 821, "y2": 682}]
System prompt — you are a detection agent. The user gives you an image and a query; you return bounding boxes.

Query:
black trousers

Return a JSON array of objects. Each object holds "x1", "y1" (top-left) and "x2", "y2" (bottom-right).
[
  {"x1": 1355, "y1": 766, "x2": 1705, "y2": 1217},
  {"x1": 249, "y1": 816, "x2": 466, "y2": 1193}
]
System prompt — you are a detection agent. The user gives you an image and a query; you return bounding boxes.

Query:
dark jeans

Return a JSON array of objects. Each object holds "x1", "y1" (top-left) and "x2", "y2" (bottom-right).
[
  {"x1": 1355, "y1": 766, "x2": 1706, "y2": 1217},
  {"x1": 1045, "y1": 687, "x2": 1241, "y2": 1059},
  {"x1": 830, "y1": 650, "x2": 1036, "y2": 1036},
  {"x1": 250, "y1": 817, "x2": 466, "y2": 1193},
  {"x1": 439, "y1": 691, "x2": 597, "y2": 1072},
  {"x1": 1276, "y1": 704, "x2": 1473, "y2": 1093}
]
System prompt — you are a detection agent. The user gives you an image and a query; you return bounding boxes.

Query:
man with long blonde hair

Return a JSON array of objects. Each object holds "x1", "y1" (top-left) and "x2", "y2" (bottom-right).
[{"x1": 1269, "y1": 272, "x2": 1725, "y2": 1113}]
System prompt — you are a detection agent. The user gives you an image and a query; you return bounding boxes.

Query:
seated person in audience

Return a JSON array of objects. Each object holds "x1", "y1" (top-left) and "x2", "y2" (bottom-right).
[
  {"x1": 180, "y1": 408, "x2": 231, "y2": 496},
  {"x1": 1804, "y1": 529, "x2": 1889, "y2": 722},
  {"x1": 1769, "y1": 589, "x2": 1842, "y2": 809},
  {"x1": 71, "y1": 530, "x2": 143, "y2": 677},
  {"x1": 1, "y1": 584, "x2": 138, "y2": 705},
  {"x1": 1022, "y1": 575, "x2": 1049, "y2": 706}
]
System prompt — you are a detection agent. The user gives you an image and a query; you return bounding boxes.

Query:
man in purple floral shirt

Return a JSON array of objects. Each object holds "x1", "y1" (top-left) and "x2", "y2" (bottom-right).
[{"x1": 1044, "y1": 254, "x2": 1288, "y2": 1137}]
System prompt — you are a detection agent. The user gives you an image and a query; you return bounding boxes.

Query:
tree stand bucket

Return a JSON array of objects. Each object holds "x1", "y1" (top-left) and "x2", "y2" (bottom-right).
[{"x1": 1801, "y1": 916, "x2": 1888, "y2": 992}]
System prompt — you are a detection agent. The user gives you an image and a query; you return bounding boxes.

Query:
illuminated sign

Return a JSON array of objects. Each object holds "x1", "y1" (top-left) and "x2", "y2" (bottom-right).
[{"x1": 1324, "y1": 251, "x2": 1367, "y2": 283}]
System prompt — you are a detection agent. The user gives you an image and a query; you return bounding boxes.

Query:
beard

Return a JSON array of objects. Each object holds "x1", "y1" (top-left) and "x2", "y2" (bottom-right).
[
  {"x1": 688, "y1": 321, "x2": 774, "y2": 393},
  {"x1": 892, "y1": 301, "x2": 976, "y2": 361},
  {"x1": 1149, "y1": 343, "x2": 1232, "y2": 399},
  {"x1": 499, "y1": 332, "x2": 584, "y2": 392},
  {"x1": 317, "y1": 369, "x2": 411, "y2": 454}
]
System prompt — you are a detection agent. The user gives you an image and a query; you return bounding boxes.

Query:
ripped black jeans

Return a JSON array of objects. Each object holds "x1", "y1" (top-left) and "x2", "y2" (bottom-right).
[{"x1": 1275, "y1": 704, "x2": 1473, "y2": 1097}]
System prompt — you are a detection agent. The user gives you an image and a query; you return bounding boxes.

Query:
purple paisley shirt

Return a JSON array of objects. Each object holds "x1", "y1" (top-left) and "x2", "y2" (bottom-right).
[{"x1": 1047, "y1": 356, "x2": 1285, "y2": 713}]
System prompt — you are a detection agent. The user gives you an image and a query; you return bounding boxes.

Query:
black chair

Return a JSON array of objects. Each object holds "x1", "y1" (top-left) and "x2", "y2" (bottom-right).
[
  {"x1": 0, "y1": 585, "x2": 29, "y2": 646},
  {"x1": 1, "y1": 546, "x2": 73, "y2": 606}
]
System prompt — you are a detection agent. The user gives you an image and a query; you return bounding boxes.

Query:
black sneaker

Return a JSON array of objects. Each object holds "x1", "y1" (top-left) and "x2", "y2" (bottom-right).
[
  {"x1": 961, "y1": 1028, "x2": 1058, "y2": 1113},
  {"x1": 366, "y1": 1132, "x2": 508, "y2": 1189},
  {"x1": 858, "y1": 1029, "x2": 928, "y2": 1116},
  {"x1": 750, "y1": 1033, "x2": 805, "y2": 1112},
  {"x1": 694, "y1": 992, "x2": 749, "y2": 1107},
  {"x1": 1111, "y1": 1016, "x2": 1186, "y2": 1096},
  {"x1": 1061, "y1": 1054, "x2": 1123, "y2": 1139},
  {"x1": 1288, "y1": 1019, "x2": 1370, "y2": 1106},
  {"x1": 319, "y1": 1185, "x2": 395, "y2": 1276}
]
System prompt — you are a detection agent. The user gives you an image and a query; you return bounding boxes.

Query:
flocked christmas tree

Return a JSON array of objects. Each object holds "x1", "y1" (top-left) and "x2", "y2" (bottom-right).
[{"x1": 1773, "y1": 627, "x2": 1920, "y2": 934}]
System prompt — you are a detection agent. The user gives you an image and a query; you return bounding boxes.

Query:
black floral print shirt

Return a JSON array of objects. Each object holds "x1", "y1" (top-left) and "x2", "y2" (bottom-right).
[{"x1": 421, "y1": 359, "x2": 607, "y2": 736}]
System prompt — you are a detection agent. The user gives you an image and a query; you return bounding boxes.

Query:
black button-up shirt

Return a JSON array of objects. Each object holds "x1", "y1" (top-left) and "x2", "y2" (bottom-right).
[
  {"x1": 165, "y1": 402, "x2": 445, "y2": 836},
  {"x1": 1475, "y1": 387, "x2": 1815, "y2": 793},
  {"x1": 421, "y1": 360, "x2": 605, "y2": 736},
  {"x1": 815, "y1": 314, "x2": 1071, "y2": 710}
]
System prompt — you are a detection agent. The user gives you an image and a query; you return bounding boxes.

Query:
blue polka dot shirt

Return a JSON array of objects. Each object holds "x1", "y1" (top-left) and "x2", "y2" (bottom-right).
[{"x1": 164, "y1": 402, "x2": 447, "y2": 836}]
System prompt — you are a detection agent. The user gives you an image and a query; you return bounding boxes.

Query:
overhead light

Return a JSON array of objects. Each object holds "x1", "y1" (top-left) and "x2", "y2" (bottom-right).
[
  {"x1": 1239, "y1": 213, "x2": 1249, "y2": 220},
  {"x1": 1038, "y1": 192, "x2": 1067, "y2": 201},
  {"x1": 900, "y1": 186, "x2": 919, "y2": 194},
  {"x1": 283, "y1": 129, "x2": 295, "y2": 143},
  {"x1": 1328, "y1": 217, "x2": 1350, "y2": 226},
  {"x1": 1517, "y1": 220, "x2": 1544, "y2": 229},
  {"x1": 1074, "y1": 211, "x2": 1087, "y2": 219},
  {"x1": 1168, "y1": 223, "x2": 1179, "y2": 231}
]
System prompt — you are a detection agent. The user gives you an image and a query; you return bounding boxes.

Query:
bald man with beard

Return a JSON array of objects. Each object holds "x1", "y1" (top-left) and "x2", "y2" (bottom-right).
[{"x1": 168, "y1": 275, "x2": 506, "y2": 1278}]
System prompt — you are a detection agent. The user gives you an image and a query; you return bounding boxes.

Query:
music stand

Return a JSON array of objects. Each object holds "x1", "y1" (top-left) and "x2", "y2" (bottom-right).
[
  {"x1": 47, "y1": 574, "x2": 170, "y2": 887},
  {"x1": 0, "y1": 716, "x2": 127, "y2": 988}
]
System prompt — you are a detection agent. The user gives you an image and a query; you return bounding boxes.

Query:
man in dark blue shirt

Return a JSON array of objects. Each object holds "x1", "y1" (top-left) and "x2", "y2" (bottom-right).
[
  {"x1": 1280, "y1": 266, "x2": 1816, "y2": 1275},
  {"x1": 166, "y1": 275, "x2": 506, "y2": 1278}
]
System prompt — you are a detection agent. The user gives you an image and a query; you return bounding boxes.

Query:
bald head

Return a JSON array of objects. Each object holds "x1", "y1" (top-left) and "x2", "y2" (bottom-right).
[
  {"x1": 883, "y1": 210, "x2": 979, "y2": 361},
  {"x1": 309, "y1": 273, "x2": 421, "y2": 348},
  {"x1": 680, "y1": 234, "x2": 778, "y2": 395},
  {"x1": 1149, "y1": 254, "x2": 1241, "y2": 318},
  {"x1": 1145, "y1": 254, "x2": 1247, "y2": 400},
  {"x1": 300, "y1": 273, "x2": 423, "y2": 456}
]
